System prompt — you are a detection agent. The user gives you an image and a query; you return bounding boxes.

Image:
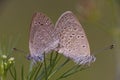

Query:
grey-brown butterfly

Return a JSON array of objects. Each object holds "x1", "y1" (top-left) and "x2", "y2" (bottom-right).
[
  {"x1": 29, "y1": 12, "x2": 59, "y2": 62},
  {"x1": 55, "y1": 11, "x2": 96, "y2": 65}
]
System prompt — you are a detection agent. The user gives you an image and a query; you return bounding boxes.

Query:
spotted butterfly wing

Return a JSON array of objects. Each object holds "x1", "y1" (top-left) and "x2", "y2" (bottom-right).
[
  {"x1": 55, "y1": 11, "x2": 96, "y2": 65},
  {"x1": 29, "y1": 12, "x2": 59, "y2": 62}
]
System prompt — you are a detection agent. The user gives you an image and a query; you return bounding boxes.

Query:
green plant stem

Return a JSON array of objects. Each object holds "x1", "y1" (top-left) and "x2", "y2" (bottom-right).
[
  {"x1": 56, "y1": 66, "x2": 88, "y2": 80},
  {"x1": 29, "y1": 61, "x2": 34, "y2": 73},
  {"x1": 50, "y1": 52, "x2": 53, "y2": 66},
  {"x1": 48, "y1": 53, "x2": 59, "y2": 76},
  {"x1": 1, "y1": 74, "x2": 6, "y2": 80},
  {"x1": 1, "y1": 60, "x2": 7, "y2": 80},
  {"x1": 44, "y1": 53, "x2": 48, "y2": 80},
  {"x1": 37, "y1": 53, "x2": 60, "y2": 80},
  {"x1": 33, "y1": 63, "x2": 43, "y2": 80},
  {"x1": 21, "y1": 65, "x2": 24, "y2": 80},
  {"x1": 48, "y1": 58, "x2": 70, "y2": 79}
]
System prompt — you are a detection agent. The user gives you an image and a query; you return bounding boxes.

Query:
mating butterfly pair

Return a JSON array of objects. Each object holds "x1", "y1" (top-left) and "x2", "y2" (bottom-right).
[{"x1": 29, "y1": 11, "x2": 96, "y2": 65}]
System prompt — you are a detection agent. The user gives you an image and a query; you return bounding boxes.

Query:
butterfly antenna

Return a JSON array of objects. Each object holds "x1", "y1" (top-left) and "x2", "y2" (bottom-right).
[
  {"x1": 12, "y1": 48, "x2": 29, "y2": 59},
  {"x1": 13, "y1": 48, "x2": 27, "y2": 54},
  {"x1": 93, "y1": 44, "x2": 115, "y2": 55}
]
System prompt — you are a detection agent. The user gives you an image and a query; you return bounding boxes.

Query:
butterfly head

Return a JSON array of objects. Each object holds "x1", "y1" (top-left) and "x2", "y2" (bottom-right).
[{"x1": 27, "y1": 53, "x2": 44, "y2": 63}]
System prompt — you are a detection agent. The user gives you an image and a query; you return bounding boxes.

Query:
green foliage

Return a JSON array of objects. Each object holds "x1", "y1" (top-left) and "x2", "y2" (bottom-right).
[
  {"x1": 0, "y1": 36, "x2": 89, "y2": 80},
  {"x1": 7, "y1": 51, "x2": 89, "y2": 80}
]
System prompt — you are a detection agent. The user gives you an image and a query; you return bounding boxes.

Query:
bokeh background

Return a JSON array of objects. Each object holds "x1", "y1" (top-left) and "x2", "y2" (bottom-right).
[{"x1": 0, "y1": 0, "x2": 119, "y2": 80}]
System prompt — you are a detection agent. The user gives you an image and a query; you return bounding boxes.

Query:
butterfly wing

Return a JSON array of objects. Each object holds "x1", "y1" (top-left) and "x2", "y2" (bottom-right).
[
  {"x1": 29, "y1": 12, "x2": 59, "y2": 62},
  {"x1": 55, "y1": 11, "x2": 95, "y2": 65}
]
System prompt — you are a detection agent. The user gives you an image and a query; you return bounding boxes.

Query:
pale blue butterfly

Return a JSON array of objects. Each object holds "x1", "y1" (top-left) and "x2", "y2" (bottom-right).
[
  {"x1": 55, "y1": 11, "x2": 96, "y2": 65},
  {"x1": 29, "y1": 12, "x2": 59, "y2": 62}
]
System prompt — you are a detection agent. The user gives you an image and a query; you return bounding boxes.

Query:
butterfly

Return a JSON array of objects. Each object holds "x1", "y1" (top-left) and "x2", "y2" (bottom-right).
[
  {"x1": 29, "y1": 12, "x2": 59, "y2": 62},
  {"x1": 29, "y1": 11, "x2": 96, "y2": 65},
  {"x1": 55, "y1": 11, "x2": 96, "y2": 65}
]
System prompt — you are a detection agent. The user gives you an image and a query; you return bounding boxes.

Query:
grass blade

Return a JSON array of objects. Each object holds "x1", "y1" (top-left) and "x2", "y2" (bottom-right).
[
  {"x1": 36, "y1": 52, "x2": 59, "y2": 80},
  {"x1": 21, "y1": 65, "x2": 24, "y2": 80},
  {"x1": 48, "y1": 58, "x2": 70, "y2": 79},
  {"x1": 43, "y1": 53, "x2": 48, "y2": 80},
  {"x1": 9, "y1": 68, "x2": 15, "y2": 80},
  {"x1": 48, "y1": 52, "x2": 59, "y2": 76},
  {"x1": 27, "y1": 63, "x2": 39, "y2": 80},
  {"x1": 57, "y1": 65, "x2": 88, "y2": 80},
  {"x1": 33, "y1": 63, "x2": 43, "y2": 80}
]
